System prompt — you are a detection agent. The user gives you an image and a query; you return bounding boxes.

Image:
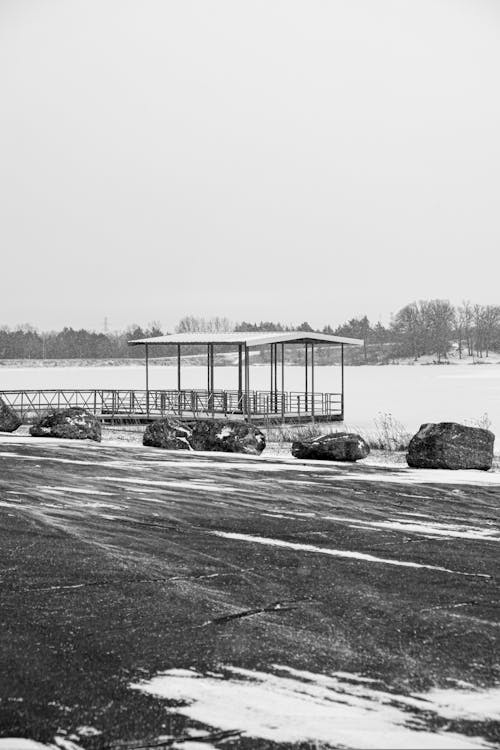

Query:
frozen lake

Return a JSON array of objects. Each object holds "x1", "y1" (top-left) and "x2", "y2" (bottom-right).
[{"x1": 1, "y1": 363, "x2": 499, "y2": 437}]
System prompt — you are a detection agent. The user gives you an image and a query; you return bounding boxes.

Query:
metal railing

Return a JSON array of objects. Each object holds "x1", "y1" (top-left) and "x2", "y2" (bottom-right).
[{"x1": 0, "y1": 389, "x2": 343, "y2": 422}]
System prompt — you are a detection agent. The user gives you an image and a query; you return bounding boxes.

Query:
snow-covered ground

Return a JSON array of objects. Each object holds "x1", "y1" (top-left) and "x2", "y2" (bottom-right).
[{"x1": 1, "y1": 363, "x2": 499, "y2": 436}]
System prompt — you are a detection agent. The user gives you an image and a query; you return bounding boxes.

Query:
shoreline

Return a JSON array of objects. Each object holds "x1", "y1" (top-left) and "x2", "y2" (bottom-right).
[{"x1": 1, "y1": 357, "x2": 500, "y2": 368}]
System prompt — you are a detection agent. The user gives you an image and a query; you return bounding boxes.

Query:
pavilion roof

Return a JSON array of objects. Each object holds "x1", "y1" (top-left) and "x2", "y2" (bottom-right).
[{"x1": 128, "y1": 331, "x2": 363, "y2": 347}]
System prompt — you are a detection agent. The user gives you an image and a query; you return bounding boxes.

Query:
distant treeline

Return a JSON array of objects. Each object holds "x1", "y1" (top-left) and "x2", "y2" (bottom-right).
[{"x1": 1, "y1": 301, "x2": 499, "y2": 364}]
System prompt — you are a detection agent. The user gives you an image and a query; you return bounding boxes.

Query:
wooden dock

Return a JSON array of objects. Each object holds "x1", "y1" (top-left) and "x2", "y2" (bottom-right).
[{"x1": 0, "y1": 388, "x2": 344, "y2": 424}]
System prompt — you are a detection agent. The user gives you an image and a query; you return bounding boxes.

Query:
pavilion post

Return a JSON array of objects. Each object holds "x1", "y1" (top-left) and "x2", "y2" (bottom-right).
[
  {"x1": 270, "y1": 344, "x2": 274, "y2": 410},
  {"x1": 273, "y1": 343, "x2": 278, "y2": 412},
  {"x1": 305, "y1": 342, "x2": 308, "y2": 412},
  {"x1": 281, "y1": 342, "x2": 285, "y2": 421},
  {"x1": 341, "y1": 343, "x2": 344, "y2": 420},
  {"x1": 244, "y1": 345, "x2": 251, "y2": 421},
  {"x1": 207, "y1": 345, "x2": 210, "y2": 393},
  {"x1": 210, "y1": 343, "x2": 215, "y2": 415},
  {"x1": 145, "y1": 344, "x2": 150, "y2": 417},
  {"x1": 206, "y1": 344, "x2": 215, "y2": 414},
  {"x1": 177, "y1": 344, "x2": 182, "y2": 415},
  {"x1": 311, "y1": 341, "x2": 315, "y2": 420},
  {"x1": 238, "y1": 344, "x2": 243, "y2": 410}
]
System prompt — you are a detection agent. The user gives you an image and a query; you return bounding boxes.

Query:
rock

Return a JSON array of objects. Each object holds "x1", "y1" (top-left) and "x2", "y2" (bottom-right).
[
  {"x1": 30, "y1": 408, "x2": 101, "y2": 442},
  {"x1": 190, "y1": 420, "x2": 266, "y2": 455},
  {"x1": 292, "y1": 432, "x2": 370, "y2": 461},
  {"x1": 406, "y1": 422, "x2": 494, "y2": 470},
  {"x1": 143, "y1": 418, "x2": 193, "y2": 450},
  {"x1": 0, "y1": 398, "x2": 22, "y2": 433},
  {"x1": 142, "y1": 418, "x2": 266, "y2": 455}
]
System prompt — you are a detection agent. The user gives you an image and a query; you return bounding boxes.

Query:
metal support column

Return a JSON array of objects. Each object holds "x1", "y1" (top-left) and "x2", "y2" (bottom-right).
[
  {"x1": 207, "y1": 345, "x2": 211, "y2": 393},
  {"x1": 311, "y1": 341, "x2": 315, "y2": 420},
  {"x1": 177, "y1": 344, "x2": 181, "y2": 390},
  {"x1": 238, "y1": 344, "x2": 243, "y2": 409},
  {"x1": 273, "y1": 343, "x2": 278, "y2": 412},
  {"x1": 270, "y1": 344, "x2": 274, "y2": 410},
  {"x1": 305, "y1": 342, "x2": 308, "y2": 412},
  {"x1": 281, "y1": 342, "x2": 285, "y2": 421},
  {"x1": 177, "y1": 344, "x2": 182, "y2": 415},
  {"x1": 244, "y1": 345, "x2": 251, "y2": 421},
  {"x1": 145, "y1": 344, "x2": 149, "y2": 416},
  {"x1": 210, "y1": 343, "x2": 215, "y2": 415},
  {"x1": 341, "y1": 343, "x2": 344, "y2": 420}
]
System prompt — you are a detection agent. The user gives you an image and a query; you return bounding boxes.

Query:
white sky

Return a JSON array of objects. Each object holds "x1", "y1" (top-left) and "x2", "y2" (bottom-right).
[{"x1": 1, "y1": 0, "x2": 499, "y2": 332}]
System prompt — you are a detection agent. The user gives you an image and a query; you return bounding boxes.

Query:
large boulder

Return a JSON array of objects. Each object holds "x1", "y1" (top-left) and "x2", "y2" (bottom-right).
[
  {"x1": 143, "y1": 418, "x2": 266, "y2": 455},
  {"x1": 0, "y1": 398, "x2": 22, "y2": 433},
  {"x1": 292, "y1": 432, "x2": 370, "y2": 461},
  {"x1": 406, "y1": 422, "x2": 494, "y2": 470},
  {"x1": 30, "y1": 408, "x2": 101, "y2": 442},
  {"x1": 143, "y1": 418, "x2": 193, "y2": 450},
  {"x1": 190, "y1": 420, "x2": 266, "y2": 455}
]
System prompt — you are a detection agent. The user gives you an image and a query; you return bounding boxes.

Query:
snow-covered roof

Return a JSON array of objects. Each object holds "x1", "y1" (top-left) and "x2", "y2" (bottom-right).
[{"x1": 128, "y1": 331, "x2": 363, "y2": 347}]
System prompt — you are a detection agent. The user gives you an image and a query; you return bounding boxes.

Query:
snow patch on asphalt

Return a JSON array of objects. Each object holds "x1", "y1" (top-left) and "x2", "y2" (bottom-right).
[
  {"x1": 38, "y1": 486, "x2": 114, "y2": 496},
  {"x1": 420, "y1": 686, "x2": 500, "y2": 721},
  {"x1": 131, "y1": 665, "x2": 496, "y2": 748},
  {"x1": 212, "y1": 532, "x2": 489, "y2": 577},
  {"x1": 322, "y1": 515, "x2": 499, "y2": 541},
  {"x1": 329, "y1": 469, "x2": 500, "y2": 486},
  {"x1": 94, "y1": 476, "x2": 237, "y2": 492},
  {"x1": 0, "y1": 739, "x2": 83, "y2": 750},
  {"x1": 360, "y1": 519, "x2": 499, "y2": 541}
]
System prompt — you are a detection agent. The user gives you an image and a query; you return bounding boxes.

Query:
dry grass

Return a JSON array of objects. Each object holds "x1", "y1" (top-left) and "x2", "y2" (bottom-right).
[
  {"x1": 264, "y1": 412, "x2": 412, "y2": 452},
  {"x1": 264, "y1": 421, "x2": 324, "y2": 445},
  {"x1": 463, "y1": 412, "x2": 493, "y2": 431},
  {"x1": 361, "y1": 412, "x2": 412, "y2": 452}
]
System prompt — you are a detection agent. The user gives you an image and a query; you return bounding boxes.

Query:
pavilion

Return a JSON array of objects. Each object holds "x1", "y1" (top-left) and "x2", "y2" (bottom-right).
[{"x1": 128, "y1": 331, "x2": 363, "y2": 423}]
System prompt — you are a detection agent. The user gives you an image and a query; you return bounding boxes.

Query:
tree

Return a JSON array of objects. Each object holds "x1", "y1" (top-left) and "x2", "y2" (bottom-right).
[
  {"x1": 176, "y1": 316, "x2": 233, "y2": 333},
  {"x1": 391, "y1": 302, "x2": 426, "y2": 359},
  {"x1": 425, "y1": 299, "x2": 455, "y2": 361},
  {"x1": 296, "y1": 321, "x2": 314, "y2": 332},
  {"x1": 457, "y1": 301, "x2": 474, "y2": 357}
]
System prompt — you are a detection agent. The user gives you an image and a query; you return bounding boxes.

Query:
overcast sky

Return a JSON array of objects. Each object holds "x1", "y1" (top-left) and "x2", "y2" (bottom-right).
[{"x1": 1, "y1": 0, "x2": 499, "y2": 332}]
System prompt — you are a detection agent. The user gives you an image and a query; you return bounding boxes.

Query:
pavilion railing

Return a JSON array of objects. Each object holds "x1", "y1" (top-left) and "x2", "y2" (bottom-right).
[{"x1": 0, "y1": 389, "x2": 343, "y2": 421}]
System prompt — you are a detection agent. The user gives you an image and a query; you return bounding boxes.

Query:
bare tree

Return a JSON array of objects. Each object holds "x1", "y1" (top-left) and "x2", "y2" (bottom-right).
[
  {"x1": 391, "y1": 302, "x2": 424, "y2": 359},
  {"x1": 175, "y1": 316, "x2": 234, "y2": 333},
  {"x1": 425, "y1": 299, "x2": 455, "y2": 362},
  {"x1": 473, "y1": 304, "x2": 500, "y2": 357},
  {"x1": 458, "y1": 301, "x2": 474, "y2": 356}
]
